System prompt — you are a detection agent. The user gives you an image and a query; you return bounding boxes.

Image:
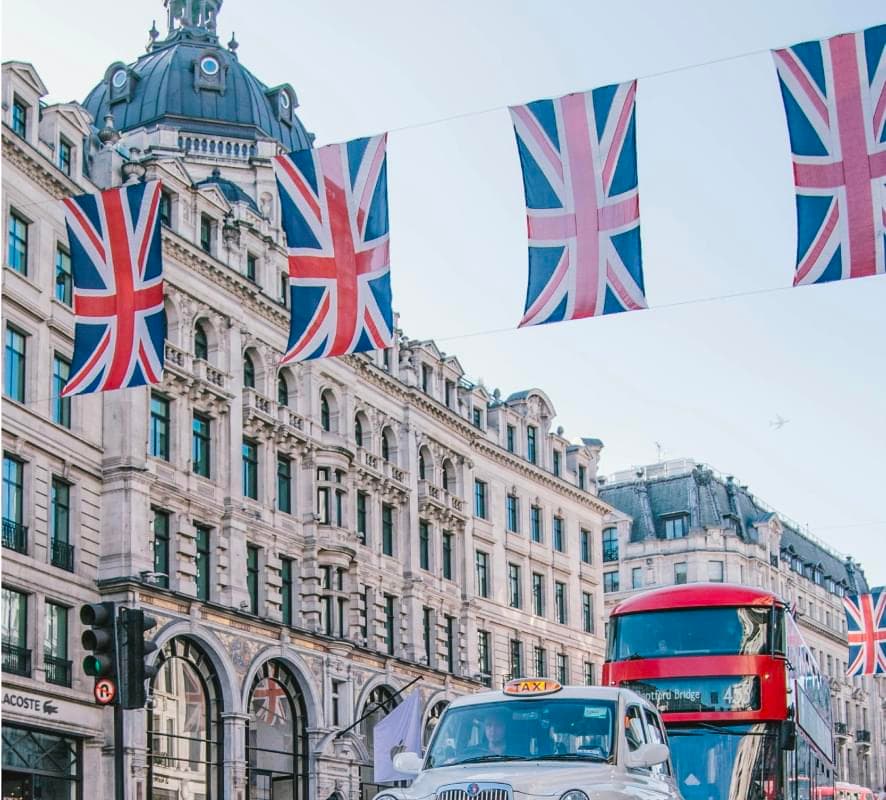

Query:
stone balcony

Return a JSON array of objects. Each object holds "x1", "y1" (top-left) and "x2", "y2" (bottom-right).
[
  {"x1": 417, "y1": 479, "x2": 466, "y2": 519},
  {"x1": 834, "y1": 721, "x2": 849, "y2": 740},
  {"x1": 164, "y1": 342, "x2": 232, "y2": 406}
]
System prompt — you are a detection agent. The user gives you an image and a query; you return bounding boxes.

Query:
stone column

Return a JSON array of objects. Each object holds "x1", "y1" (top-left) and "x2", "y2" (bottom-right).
[{"x1": 222, "y1": 711, "x2": 250, "y2": 800}]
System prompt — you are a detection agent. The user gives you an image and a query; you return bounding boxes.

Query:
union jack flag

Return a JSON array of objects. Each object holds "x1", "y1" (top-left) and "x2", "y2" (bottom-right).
[
  {"x1": 61, "y1": 180, "x2": 165, "y2": 396},
  {"x1": 273, "y1": 136, "x2": 393, "y2": 362},
  {"x1": 252, "y1": 677, "x2": 289, "y2": 726},
  {"x1": 509, "y1": 83, "x2": 646, "y2": 327},
  {"x1": 844, "y1": 587, "x2": 886, "y2": 676},
  {"x1": 774, "y1": 24, "x2": 886, "y2": 286}
]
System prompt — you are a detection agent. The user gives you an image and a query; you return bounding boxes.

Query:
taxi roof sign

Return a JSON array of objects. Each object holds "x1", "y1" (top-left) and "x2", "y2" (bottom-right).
[{"x1": 503, "y1": 678, "x2": 562, "y2": 696}]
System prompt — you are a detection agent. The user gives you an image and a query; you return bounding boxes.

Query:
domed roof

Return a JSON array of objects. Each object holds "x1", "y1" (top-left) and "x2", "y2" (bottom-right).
[
  {"x1": 195, "y1": 167, "x2": 259, "y2": 212},
  {"x1": 83, "y1": 2, "x2": 312, "y2": 152}
]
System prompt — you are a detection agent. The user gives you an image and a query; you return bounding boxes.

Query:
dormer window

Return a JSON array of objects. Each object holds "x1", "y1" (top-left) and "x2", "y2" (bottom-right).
[
  {"x1": 11, "y1": 97, "x2": 27, "y2": 138},
  {"x1": 107, "y1": 63, "x2": 137, "y2": 104},
  {"x1": 200, "y1": 56, "x2": 220, "y2": 76},
  {"x1": 193, "y1": 52, "x2": 226, "y2": 93},
  {"x1": 111, "y1": 69, "x2": 128, "y2": 89},
  {"x1": 58, "y1": 137, "x2": 73, "y2": 176},
  {"x1": 268, "y1": 85, "x2": 297, "y2": 126}
]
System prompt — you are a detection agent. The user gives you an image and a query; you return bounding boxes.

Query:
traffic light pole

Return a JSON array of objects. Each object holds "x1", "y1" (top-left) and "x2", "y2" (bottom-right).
[{"x1": 114, "y1": 703, "x2": 124, "y2": 800}]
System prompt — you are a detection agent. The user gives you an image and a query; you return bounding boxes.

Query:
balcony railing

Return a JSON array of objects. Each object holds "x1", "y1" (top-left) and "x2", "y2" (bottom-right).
[
  {"x1": 2, "y1": 643, "x2": 32, "y2": 677},
  {"x1": 834, "y1": 721, "x2": 848, "y2": 737},
  {"x1": 856, "y1": 729, "x2": 871, "y2": 744},
  {"x1": 50, "y1": 540, "x2": 75, "y2": 572},
  {"x1": 44, "y1": 654, "x2": 72, "y2": 687},
  {"x1": 2, "y1": 519, "x2": 27, "y2": 553}
]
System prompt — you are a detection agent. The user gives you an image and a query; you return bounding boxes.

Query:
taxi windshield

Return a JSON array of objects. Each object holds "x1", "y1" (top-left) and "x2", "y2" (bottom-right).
[{"x1": 425, "y1": 698, "x2": 616, "y2": 768}]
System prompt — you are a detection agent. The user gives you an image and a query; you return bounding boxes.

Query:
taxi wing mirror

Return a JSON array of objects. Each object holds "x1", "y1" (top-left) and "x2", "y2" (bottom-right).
[
  {"x1": 625, "y1": 742, "x2": 670, "y2": 769},
  {"x1": 393, "y1": 752, "x2": 423, "y2": 776}
]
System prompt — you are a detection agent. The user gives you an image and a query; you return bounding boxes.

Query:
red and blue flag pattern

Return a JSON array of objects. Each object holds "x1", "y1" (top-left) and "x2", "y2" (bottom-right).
[
  {"x1": 844, "y1": 587, "x2": 886, "y2": 676},
  {"x1": 61, "y1": 180, "x2": 165, "y2": 396},
  {"x1": 509, "y1": 83, "x2": 646, "y2": 327},
  {"x1": 273, "y1": 135, "x2": 393, "y2": 362},
  {"x1": 774, "y1": 24, "x2": 886, "y2": 285}
]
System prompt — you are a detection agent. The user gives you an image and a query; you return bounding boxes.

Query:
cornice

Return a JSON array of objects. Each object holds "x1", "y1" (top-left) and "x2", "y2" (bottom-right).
[{"x1": 2, "y1": 125, "x2": 89, "y2": 201}]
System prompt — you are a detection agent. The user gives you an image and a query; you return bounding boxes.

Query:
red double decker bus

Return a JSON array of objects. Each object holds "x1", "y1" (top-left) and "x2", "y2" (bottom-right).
[{"x1": 603, "y1": 583, "x2": 835, "y2": 800}]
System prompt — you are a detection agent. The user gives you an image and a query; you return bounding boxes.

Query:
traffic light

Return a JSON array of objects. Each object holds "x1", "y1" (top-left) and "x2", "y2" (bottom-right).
[
  {"x1": 118, "y1": 607, "x2": 159, "y2": 709},
  {"x1": 80, "y1": 602, "x2": 118, "y2": 698}
]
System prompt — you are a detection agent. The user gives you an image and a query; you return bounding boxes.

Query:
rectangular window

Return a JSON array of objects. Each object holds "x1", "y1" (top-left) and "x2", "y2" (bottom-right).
[
  {"x1": 421, "y1": 364, "x2": 431, "y2": 393},
  {"x1": 2, "y1": 587, "x2": 29, "y2": 677},
  {"x1": 584, "y1": 661, "x2": 595, "y2": 686},
  {"x1": 194, "y1": 524, "x2": 211, "y2": 601},
  {"x1": 532, "y1": 573, "x2": 544, "y2": 616},
  {"x1": 44, "y1": 601, "x2": 70, "y2": 686},
  {"x1": 510, "y1": 639, "x2": 523, "y2": 679},
  {"x1": 506, "y1": 424, "x2": 515, "y2": 453},
  {"x1": 506, "y1": 494, "x2": 519, "y2": 533},
  {"x1": 4, "y1": 326, "x2": 26, "y2": 402},
  {"x1": 530, "y1": 505, "x2": 542, "y2": 543},
  {"x1": 50, "y1": 478, "x2": 73, "y2": 572},
  {"x1": 51, "y1": 354, "x2": 71, "y2": 428},
  {"x1": 708, "y1": 560, "x2": 725, "y2": 583},
  {"x1": 317, "y1": 470, "x2": 330, "y2": 525},
  {"x1": 356, "y1": 491, "x2": 368, "y2": 544},
  {"x1": 553, "y1": 450, "x2": 561, "y2": 477},
  {"x1": 280, "y1": 272, "x2": 289, "y2": 306},
  {"x1": 192, "y1": 413, "x2": 211, "y2": 477},
  {"x1": 277, "y1": 455, "x2": 292, "y2": 513},
  {"x1": 442, "y1": 531, "x2": 453, "y2": 580},
  {"x1": 472, "y1": 407, "x2": 483, "y2": 428},
  {"x1": 7, "y1": 211, "x2": 28, "y2": 275},
  {"x1": 246, "y1": 252, "x2": 257, "y2": 282},
  {"x1": 578, "y1": 465, "x2": 587, "y2": 490},
  {"x1": 149, "y1": 393, "x2": 170, "y2": 460},
  {"x1": 445, "y1": 615, "x2": 455, "y2": 673},
  {"x1": 602, "y1": 528, "x2": 619, "y2": 562},
  {"x1": 478, "y1": 629, "x2": 491, "y2": 682},
  {"x1": 555, "y1": 581, "x2": 567, "y2": 624},
  {"x1": 556, "y1": 653, "x2": 568, "y2": 684},
  {"x1": 582, "y1": 591, "x2": 594, "y2": 633},
  {"x1": 632, "y1": 566, "x2": 643, "y2": 589},
  {"x1": 153, "y1": 509, "x2": 170, "y2": 588},
  {"x1": 331, "y1": 680, "x2": 342, "y2": 727},
  {"x1": 381, "y1": 503, "x2": 394, "y2": 556},
  {"x1": 55, "y1": 246, "x2": 72, "y2": 306},
  {"x1": 280, "y1": 557, "x2": 293, "y2": 625},
  {"x1": 246, "y1": 544, "x2": 259, "y2": 613},
  {"x1": 603, "y1": 571, "x2": 619, "y2": 593},
  {"x1": 3, "y1": 455, "x2": 25, "y2": 531},
  {"x1": 473, "y1": 479, "x2": 487, "y2": 519},
  {"x1": 422, "y1": 606, "x2": 433, "y2": 665},
  {"x1": 534, "y1": 646, "x2": 547, "y2": 677},
  {"x1": 242, "y1": 439, "x2": 258, "y2": 500},
  {"x1": 384, "y1": 594, "x2": 395, "y2": 655},
  {"x1": 159, "y1": 190, "x2": 172, "y2": 227},
  {"x1": 444, "y1": 380, "x2": 453, "y2": 407},
  {"x1": 526, "y1": 426, "x2": 537, "y2": 464},
  {"x1": 553, "y1": 516, "x2": 564, "y2": 552},
  {"x1": 11, "y1": 97, "x2": 27, "y2": 137},
  {"x1": 419, "y1": 520, "x2": 430, "y2": 571},
  {"x1": 58, "y1": 137, "x2": 72, "y2": 176},
  {"x1": 475, "y1": 551, "x2": 489, "y2": 598},
  {"x1": 580, "y1": 528, "x2": 592, "y2": 564},
  {"x1": 200, "y1": 214, "x2": 212, "y2": 252},
  {"x1": 664, "y1": 515, "x2": 688, "y2": 539},
  {"x1": 508, "y1": 563, "x2": 521, "y2": 609}
]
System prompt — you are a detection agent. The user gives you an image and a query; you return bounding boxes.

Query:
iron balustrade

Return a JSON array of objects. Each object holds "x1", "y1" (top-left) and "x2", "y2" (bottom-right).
[
  {"x1": 2, "y1": 643, "x2": 32, "y2": 677},
  {"x1": 856, "y1": 729, "x2": 871, "y2": 743},
  {"x1": 2, "y1": 519, "x2": 28, "y2": 553},
  {"x1": 44, "y1": 654, "x2": 73, "y2": 687},
  {"x1": 834, "y1": 721, "x2": 848, "y2": 736},
  {"x1": 50, "y1": 539, "x2": 75, "y2": 572}
]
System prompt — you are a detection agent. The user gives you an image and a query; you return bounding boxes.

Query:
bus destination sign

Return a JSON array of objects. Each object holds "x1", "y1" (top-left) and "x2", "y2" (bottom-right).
[{"x1": 623, "y1": 676, "x2": 761, "y2": 713}]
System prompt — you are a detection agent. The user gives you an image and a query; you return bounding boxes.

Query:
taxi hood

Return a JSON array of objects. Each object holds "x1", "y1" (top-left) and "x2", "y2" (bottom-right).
[{"x1": 409, "y1": 761, "x2": 617, "y2": 798}]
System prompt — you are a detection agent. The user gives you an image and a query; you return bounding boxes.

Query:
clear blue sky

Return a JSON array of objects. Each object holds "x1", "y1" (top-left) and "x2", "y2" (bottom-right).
[{"x1": 4, "y1": 1, "x2": 884, "y2": 583}]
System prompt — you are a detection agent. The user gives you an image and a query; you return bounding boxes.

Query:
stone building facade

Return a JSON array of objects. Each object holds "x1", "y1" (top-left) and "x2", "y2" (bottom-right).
[
  {"x1": 1, "y1": 5, "x2": 610, "y2": 799},
  {"x1": 598, "y1": 458, "x2": 885, "y2": 793}
]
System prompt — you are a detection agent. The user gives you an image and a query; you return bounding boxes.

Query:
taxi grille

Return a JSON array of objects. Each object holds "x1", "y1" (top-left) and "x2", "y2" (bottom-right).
[{"x1": 436, "y1": 788, "x2": 511, "y2": 800}]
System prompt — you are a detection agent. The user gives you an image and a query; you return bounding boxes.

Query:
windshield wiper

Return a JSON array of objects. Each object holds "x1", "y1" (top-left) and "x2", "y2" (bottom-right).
[
  {"x1": 454, "y1": 755, "x2": 530, "y2": 765},
  {"x1": 533, "y1": 754, "x2": 610, "y2": 764}
]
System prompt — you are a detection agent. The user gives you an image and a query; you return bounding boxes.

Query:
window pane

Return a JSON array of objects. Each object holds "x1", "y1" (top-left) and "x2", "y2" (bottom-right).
[
  {"x1": 5, "y1": 327, "x2": 26, "y2": 401},
  {"x1": 150, "y1": 394, "x2": 170, "y2": 460},
  {"x1": 55, "y1": 247, "x2": 72, "y2": 305},
  {"x1": 7, "y1": 212, "x2": 28, "y2": 274},
  {"x1": 52, "y1": 356, "x2": 71, "y2": 427}
]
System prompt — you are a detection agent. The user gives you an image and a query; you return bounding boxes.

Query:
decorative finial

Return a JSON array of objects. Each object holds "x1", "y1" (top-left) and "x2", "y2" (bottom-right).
[
  {"x1": 147, "y1": 19, "x2": 159, "y2": 50},
  {"x1": 211, "y1": 166, "x2": 222, "y2": 179},
  {"x1": 228, "y1": 31, "x2": 239, "y2": 53},
  {"x1": 98, "y1": 114, "x2": 119, "y2": 147}
]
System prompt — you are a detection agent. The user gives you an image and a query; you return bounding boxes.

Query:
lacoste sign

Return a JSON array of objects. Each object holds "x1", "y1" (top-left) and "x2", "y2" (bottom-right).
[{"x1": 2, "y1": 690, "x2": 78, "y2": 720}]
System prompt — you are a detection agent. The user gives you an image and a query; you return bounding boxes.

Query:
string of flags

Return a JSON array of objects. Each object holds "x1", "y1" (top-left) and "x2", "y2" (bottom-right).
[{"x1": 58, "y1": 24, "x2": 884, "y2": 396}]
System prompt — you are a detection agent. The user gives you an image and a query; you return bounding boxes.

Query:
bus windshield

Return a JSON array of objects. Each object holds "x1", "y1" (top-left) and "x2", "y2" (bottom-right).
[
  {"x1": 667, "y1": 723, "x2": 779, "y2": 800},
  {"x1": 425, "y1": 698, "x2": 616, "y2": 768},
  {"x1": 609, "y1": 606, "x2": 772, "y2": 659}
]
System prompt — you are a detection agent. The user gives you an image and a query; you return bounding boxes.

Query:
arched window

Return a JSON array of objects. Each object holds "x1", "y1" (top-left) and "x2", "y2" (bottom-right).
[
  {"x1": 320, "y1": 393, "x2": 331, "y2": 431},
  {"x1": 418, "y1": 453, "x2": 426, "y2": 480},
  {"x1": 278, "y1": 373, "x2": 289, "y2": 407},
  {"x1": 247, "y1": 661, "x2": 309, "y2": 800},
  {"x1": 359, "y1": 686, "x2": 399, "y2": 800},
  {"x1": 381, "y1": 428, "x2": 395, "y2": 463},
  {"x1": 442, "y1": 460, "x2": 455, "y2": 493},
  {"x1": 194, "y1": 323, "x2": 209, "y2": 361},
  {"x1": 424, "y1": 700, "x2": 449, "y2": 746},
  {"x1": 354, "y1": 416, "x2": 363, "y2": 448},
  {"x1": 243, "y1": 353, "x2": 256, "y2": 389},
  {"x1": 148, "y1": 637, "x2": 221, "y2": 800}
]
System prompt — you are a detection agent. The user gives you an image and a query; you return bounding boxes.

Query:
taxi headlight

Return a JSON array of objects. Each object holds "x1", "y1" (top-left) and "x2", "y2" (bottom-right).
[
  {"x1": 374, "y1": 795, "x2": 397, "y2": 800},
  {"x1": 560, "y1": 791, "x2": 589, "y2": 800}
]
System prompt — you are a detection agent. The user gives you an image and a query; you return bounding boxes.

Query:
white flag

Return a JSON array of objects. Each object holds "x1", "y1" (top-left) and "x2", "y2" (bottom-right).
[{"x1": 373, "y1": 690, "x2": 424, "y2": 783}]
